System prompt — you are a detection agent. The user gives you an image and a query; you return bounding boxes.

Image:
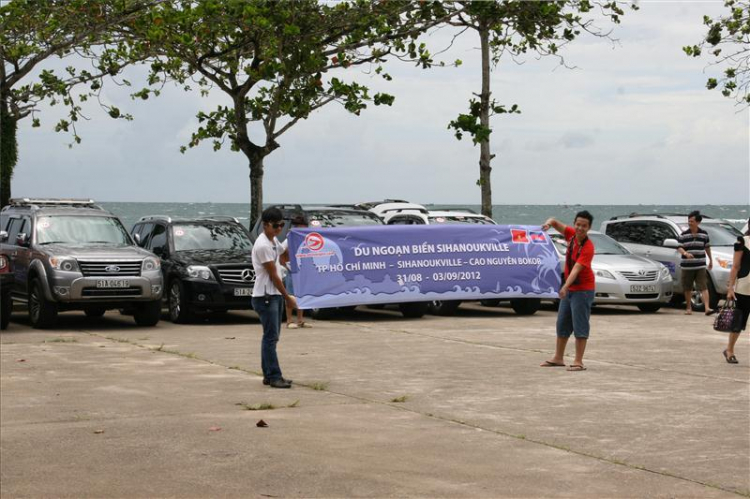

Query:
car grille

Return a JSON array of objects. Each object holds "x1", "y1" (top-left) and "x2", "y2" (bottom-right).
[
  {"x1": 619, "y1": 270, "x2": 658, "y2": 282},
  {"x1": 216, "y1": 265, "x2": 255, "y2": 285},
  {"x1": 625, "y1": 293, "x2": 659, "y2": 299},
  {"x1": 79, "y1": 260, "x2": 142, "y2": 277},
  {"x1": 82, "y1": 287, "x2": 142, "y2": 297}
]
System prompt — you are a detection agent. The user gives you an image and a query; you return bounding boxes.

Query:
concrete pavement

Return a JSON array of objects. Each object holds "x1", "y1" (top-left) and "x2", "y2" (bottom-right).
[{"x1": 1, "y1": 303, "x2": 748, "y2": 498}]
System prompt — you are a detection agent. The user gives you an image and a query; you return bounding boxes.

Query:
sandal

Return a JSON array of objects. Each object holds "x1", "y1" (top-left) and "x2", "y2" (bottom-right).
[
  {"x1": 540, "y1": 360, "x2": 566, "y2": 367},
  {"x1": 723, "y1": 350, "x2": 739, "y2": 364},
  {"x1": 299, "y1": 322, "x2": 312, "y2": 328},
  {"x1": 567, "y1": 365, "x2": 587, "y2": 371}
]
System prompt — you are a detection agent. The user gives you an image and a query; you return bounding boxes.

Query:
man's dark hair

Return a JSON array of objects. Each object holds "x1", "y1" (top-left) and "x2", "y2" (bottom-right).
[
  {"x1": 574, "y1": 210, "x2": 594, "y2": 226},
  {"x1": 688, "y1": 210, "x2": 703, "y2": 222},
  {"x1": 261, "y1": 207, "x2": 283, "y2": 224}
]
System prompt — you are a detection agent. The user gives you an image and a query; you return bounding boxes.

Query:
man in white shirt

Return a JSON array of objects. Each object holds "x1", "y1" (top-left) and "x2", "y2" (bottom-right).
[{"x1": 251, "y1": 208, "x2": 296, "y2": 388}]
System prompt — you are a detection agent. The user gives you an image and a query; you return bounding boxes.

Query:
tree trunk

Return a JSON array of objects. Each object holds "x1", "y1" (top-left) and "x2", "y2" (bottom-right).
[
  {"x1": 478, "y1": 25, "x2": 493, "y2": 219},
  {"x1": 249, "y1": 153, "x2": 265, "y2": 227},
  {"x1": 0, "y1": 98, "x2": 18, "y2": 209}
]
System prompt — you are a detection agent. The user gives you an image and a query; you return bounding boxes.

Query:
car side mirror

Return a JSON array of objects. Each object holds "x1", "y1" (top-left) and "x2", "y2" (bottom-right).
[
  {"x1": 15, "y1": 233, "x2": 29, "y2": 247},
  {"x1": 133, "y1": 233, "x2": 142, "y2": 246},
  {"x1": 662, "y1": 238, "x2": 679, "y2": 248},
  {"x1": 0, "y1": 231, "x2": 7, "y2": 243}
]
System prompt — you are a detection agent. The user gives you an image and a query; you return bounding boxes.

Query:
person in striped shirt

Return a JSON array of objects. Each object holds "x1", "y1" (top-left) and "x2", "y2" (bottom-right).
[{"x1": 677, "y1": 210, "x2": 714, "y2": 315}]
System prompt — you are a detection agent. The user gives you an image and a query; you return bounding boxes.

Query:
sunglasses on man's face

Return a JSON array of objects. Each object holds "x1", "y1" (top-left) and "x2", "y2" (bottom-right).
[{"x1": 270, "y1": 222, "x2": 284, "y2": 229}]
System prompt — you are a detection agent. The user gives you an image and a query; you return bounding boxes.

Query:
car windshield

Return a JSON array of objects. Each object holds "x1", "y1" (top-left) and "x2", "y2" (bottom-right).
[
  {"x1": 307, "y1": 211, "x2": 383, "y2": 227},
  {"x1": 428, "y1": 215, "x2": 494, "y2": 225},
  {"x1": 36, "y1": 216, "x2": 131, "y2": 245},
  {"x1": 173, "y1": 223, "x2": 252, "y2": 252},
  {"x1": 550, "y1": 232, "x2": 630, "y2": 255}
]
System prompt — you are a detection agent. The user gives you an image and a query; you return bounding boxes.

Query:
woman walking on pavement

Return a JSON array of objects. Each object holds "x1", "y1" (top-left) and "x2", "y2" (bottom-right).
[{"x1": 723, "y1": 218, "x2": 750, "y2": 364}]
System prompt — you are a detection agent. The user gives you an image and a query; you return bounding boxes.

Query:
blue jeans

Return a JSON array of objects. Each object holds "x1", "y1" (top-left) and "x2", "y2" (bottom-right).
[
  {"x1": 557, "y1": 290, "x2": 595, "y2": 339},
  {"x1": 252, "y1": 296, "x2": 284, "y2": 381}
]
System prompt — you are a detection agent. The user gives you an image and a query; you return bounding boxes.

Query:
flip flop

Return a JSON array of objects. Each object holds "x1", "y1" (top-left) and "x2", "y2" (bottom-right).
[
  {"x1": 567, "y1": 365, "x2": 587, "y2": 371},
  {"x1": 723, "y1": 350, "x2": 739, "y2": 364},
  {"x1": 540, "y1": 360, "x2": 566, "y2": 367}
]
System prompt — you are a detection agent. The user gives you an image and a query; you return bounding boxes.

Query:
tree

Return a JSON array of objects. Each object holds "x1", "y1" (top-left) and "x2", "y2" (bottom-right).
[
  {"x1": 0, "y1": 0, "x2": 157, "y2": 207},
  {"x1": 126, "y1": 0, "x2": 453, "y2": 224},
  {"x1": 684, "y1": 0, "x2": 750, "y2": 106},
  {"x1": 445, "y1": 1, "x2": 633, "y2": 217}
]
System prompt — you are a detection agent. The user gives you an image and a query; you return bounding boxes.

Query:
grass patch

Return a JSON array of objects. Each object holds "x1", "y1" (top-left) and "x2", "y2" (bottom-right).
[
  {"x1": 310, "y1": 382, "x2": 328, "y2": 391},
  {"x1": 236, "y1": 402, "x2": 277, "y2": 411},
  {"x1": 391, "y1": 395, "x2": 409, "y2": 403},
  {"x1": 287, "y1": 400, "x2": 300, "y2": 408},
  {"x1": 155, "y1": 343, "x2": 165, "y2": 351},
  {"x1": 137, "y1": 337, "x2": 150, "y2": 341},
  {"x1": 44, "y1": 337, "x2": 78, "y2": 343}
]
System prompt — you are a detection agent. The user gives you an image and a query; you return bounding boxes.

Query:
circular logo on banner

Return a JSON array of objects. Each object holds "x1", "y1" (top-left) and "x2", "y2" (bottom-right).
[{"x1": 304, "y1": 232, "x2": 325, "y2": 252}]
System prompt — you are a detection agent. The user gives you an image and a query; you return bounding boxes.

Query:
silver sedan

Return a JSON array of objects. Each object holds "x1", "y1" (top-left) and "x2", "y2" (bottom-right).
[{"x1": 550, "y1": 230, "x2": 673, "y2": 312}]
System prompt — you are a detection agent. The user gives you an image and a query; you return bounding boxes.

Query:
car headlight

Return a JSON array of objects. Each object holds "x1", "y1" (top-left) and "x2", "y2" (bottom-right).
[
  {"x1": 187, "y1": 265, "x2": 214, "y2": 280},
  {"x1": 715, "y1": 257, "x2": 732, "y2": 270},
  {"x1": 659, "y1": 265, "x2": 672, "y2": 280},
  {"x1": 49, "y1": 256, "x2": 79, "y2": 272},
  {"x1": 142, "y1": 257, "x2": 161, "y2": 272},
  {"x1": 595, "y1": 269, "x2": 616, "y2": 280}
]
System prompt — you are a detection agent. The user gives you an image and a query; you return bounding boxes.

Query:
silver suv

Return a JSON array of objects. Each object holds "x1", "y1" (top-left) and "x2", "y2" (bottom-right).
[
  {"x1": 600, "y1": 213, "x2": 740, "y2": 311},
  {"x1": 0, "y1": 199, "x2": 163, "y2": 328}
]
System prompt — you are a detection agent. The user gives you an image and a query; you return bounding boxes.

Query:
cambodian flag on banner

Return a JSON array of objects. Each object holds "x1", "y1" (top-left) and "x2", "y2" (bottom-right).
[{"x1": 529, "y1": 231, "x2": 546, "y2": 243}]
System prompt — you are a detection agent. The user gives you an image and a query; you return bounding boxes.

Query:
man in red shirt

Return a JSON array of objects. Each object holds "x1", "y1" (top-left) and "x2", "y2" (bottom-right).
[{"x1": 540, "y1": 211, "x2": 596, "y2": 371}]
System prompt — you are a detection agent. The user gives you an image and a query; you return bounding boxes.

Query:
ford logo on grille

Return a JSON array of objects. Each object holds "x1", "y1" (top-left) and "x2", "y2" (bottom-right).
[
  {"x1": 105, "y1": 265, "x2": 121, "y2": 273},
  {"x1": 241, "y1": 269, "x2": 254, "y2": 282}
]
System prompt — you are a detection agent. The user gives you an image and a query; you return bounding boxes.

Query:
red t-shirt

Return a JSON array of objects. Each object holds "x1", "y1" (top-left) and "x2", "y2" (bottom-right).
[{"x1": 563, "y1": 226, "x2": 595, "y2": 291}]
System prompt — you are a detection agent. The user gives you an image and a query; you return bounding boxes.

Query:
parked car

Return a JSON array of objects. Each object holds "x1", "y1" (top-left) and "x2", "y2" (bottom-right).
[
  {"x1": 360, "y1": 200, "x2": 429, "y2": 225},
  {"x1": 131, "y1": 216, "x2": 256, "y2": 323},
  {"x1": 0, "y1": 198, "x2": 163, "y2": 328},
  {"x1": 251, "y1": 204, "x2": 429, "y2": 319},
  {"x1": 0, "y1": 247, "x2": 12, "y2": 330},
  {"x1": 548, "y1": 230, "x2": 673, "y2": 312},
  {"x1": 427, "y1": 210, "x2": 496, "y2": 226},
  {"x1": 600, "y1": 213, "x2": 740, "y2": 311}
]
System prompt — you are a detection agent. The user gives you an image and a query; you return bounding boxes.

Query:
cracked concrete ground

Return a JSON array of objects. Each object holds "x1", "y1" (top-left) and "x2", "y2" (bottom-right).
[{"x1": 1, "y1": 303, "x2": 748, "y2": 498}]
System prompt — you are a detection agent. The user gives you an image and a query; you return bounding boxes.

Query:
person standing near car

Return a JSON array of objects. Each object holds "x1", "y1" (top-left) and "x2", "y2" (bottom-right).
[
  {"x1": 540, "y1": 211, "x2": 596, "y2": 371},
  {"x1": 678, "y1": 210, "x2": 714, "y2": 315},
  {"x1": 723, "y1": 219, "x2": 750, "y2": 364},
  {"x1": 252, "y1": 207, "x2": 296, "y2": 389}
]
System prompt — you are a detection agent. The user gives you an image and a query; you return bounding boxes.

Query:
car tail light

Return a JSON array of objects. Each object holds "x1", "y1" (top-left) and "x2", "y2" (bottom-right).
[{"x1": 0, "y1": 255, "x2": 8, "y2": 273}]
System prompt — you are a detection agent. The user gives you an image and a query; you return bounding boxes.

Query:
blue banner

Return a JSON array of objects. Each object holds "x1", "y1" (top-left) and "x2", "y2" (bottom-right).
[{"x1": 287, "y1": 225, "x2": 561, "y2": 309}]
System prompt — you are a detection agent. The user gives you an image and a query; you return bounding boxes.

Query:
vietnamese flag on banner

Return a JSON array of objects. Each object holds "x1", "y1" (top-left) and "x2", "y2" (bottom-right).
[{"x1": 511, "y1": 229, "x2": 529, "y2": 244}]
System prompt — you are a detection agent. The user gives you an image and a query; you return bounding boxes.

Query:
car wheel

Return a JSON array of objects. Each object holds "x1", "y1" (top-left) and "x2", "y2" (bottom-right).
[
  {"x1": 310, "y1": 307, "x2": 337, "y2": 320},
  {"x1": 690, "y1": 290, "x2": 706, "y2": 312},
  {"x1": 399, "y1": 302, "x2": 428, "y2": 318},
  {"x1": 428, "y1": 300, "x2": 461, "y2": 316},
  {"x1": 637, "y1": 303, "x2": 662, "y2": 313},
  {"x1": 85, "y1": 307, "x2": 107, "y2": 318},
  {"x1": 168, "y1": 280, "x2": 194, "y2": 323},
  {"x1": 1, "y1": 292, "x2": 11, "y2": 330},
  {"x1": 28, "y1": 279, "x2": 58, "y2": 329},
  {"x1": 510, "y1": 298, "x2": 541, "y2": 316},
  {"x1": 134, "y1": 301, "x2": 162, "y2": 327},
  {"x1": 479, "y1": 299, "x2": 501, "y2": 307}
]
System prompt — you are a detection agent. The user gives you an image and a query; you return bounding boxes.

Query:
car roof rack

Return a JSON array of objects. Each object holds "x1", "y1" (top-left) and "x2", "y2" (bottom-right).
[
  {"x1": 608, "y1": 213, "x2": 715, "y2": 221},
  {"x1": 8, "y1": 198, "x2": 103, "y2": 210},
  {"x1": 435, "y1": 208, "x2": 479, "y2": 214},
  {"x1": 198, "y1": 216, "x2": 240, "y2": 223},
  {"x1": 138, "y1": 215, "x2": 172, "y2": 223}
]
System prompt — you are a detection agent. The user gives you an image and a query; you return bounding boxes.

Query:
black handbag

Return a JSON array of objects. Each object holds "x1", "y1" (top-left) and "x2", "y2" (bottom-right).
[{"x1": 713, "y1": 301, "x2": 743, "y2": 333}]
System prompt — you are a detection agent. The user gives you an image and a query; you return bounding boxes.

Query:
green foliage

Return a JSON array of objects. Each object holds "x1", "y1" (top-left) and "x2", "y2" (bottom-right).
[
  {"x1": 685, "y1": 0, "x2": 750, "y2": 105},
  {"x1": 449, "y1": 99, "x2": 520, "y2": 144},
  {"x1": 122, "y1": 0, "x2": 450, "y2": 221}
]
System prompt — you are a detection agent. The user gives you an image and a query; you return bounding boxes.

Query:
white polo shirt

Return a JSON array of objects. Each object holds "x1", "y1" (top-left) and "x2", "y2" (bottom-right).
[{"x1": 252, "y1": 232, "x2": 284, "y2": 297}]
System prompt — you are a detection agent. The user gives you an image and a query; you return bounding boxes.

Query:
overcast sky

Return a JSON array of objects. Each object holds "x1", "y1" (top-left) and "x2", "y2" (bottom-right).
[{"x1": 11, "y1": 1, "x2": 750, "y2": 205}]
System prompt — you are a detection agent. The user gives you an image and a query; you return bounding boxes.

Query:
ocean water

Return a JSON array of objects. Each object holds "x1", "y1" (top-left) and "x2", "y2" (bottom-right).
[{"x1": 100, "y1": 202, "x2": 749, "y2": 233}]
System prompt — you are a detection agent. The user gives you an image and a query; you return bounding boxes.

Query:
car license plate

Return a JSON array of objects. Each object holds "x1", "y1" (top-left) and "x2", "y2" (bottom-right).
[
  {"x1": 96, "y1": 279, "x2": 129, "y2": 288},
  {"x1": 234, "y1": 287, "x2": 252, "y2": 296},
  {"x1": 630, "y1": 284, "x2": 656, "y2": 293}
]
